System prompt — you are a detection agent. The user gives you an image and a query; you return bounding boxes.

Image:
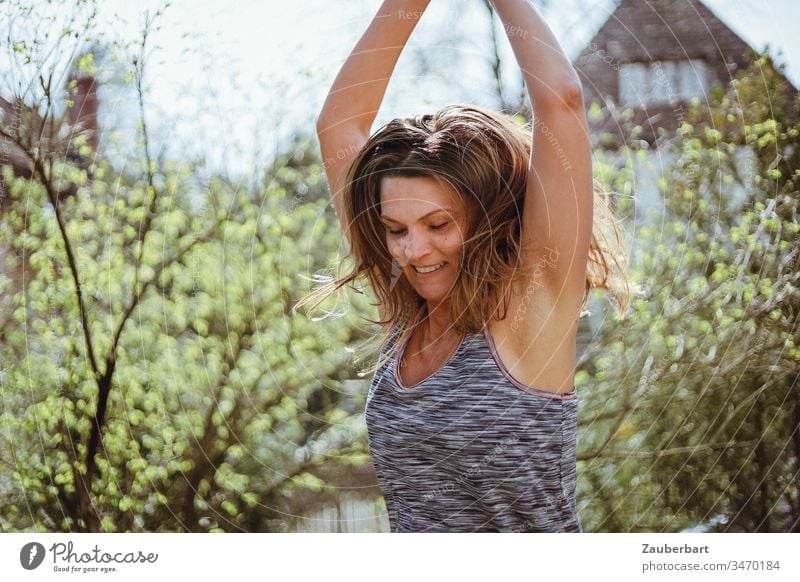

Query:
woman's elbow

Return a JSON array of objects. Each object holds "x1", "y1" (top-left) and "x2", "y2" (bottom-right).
[
  {"x1": 316, "y1": 113, "x2": 332, "y2": 137},
  {"x1": 562, "y1": 80, "x2": 585, "y2": 110},
  {"x1": 536, "y1": 77, "x2": 585, "y2": 111},
  {"x1": 532, "y1": 67, "x2": 584, "y2": 109}
]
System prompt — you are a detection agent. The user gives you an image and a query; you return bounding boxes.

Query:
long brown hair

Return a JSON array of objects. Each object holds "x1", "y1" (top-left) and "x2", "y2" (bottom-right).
[{"x1": 294, "y1": 103, "x2": 637, "y2": 376}]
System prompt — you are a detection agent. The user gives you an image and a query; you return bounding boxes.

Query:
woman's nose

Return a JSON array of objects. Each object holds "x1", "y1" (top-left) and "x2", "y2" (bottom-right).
[{"x1": 401, "y1": 232, "x2": 431, "y2": 262}]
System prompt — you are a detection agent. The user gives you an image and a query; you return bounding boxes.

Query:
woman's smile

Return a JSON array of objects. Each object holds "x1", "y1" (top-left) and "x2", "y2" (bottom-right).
[{"x1": 413, "y1": 261, "x2": 447, "y2": 275}]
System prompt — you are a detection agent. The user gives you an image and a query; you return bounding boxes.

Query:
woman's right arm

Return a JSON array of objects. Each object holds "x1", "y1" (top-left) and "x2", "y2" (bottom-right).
[{"x1": 316, "y1": 0, "x2": 431, "y2": 231}]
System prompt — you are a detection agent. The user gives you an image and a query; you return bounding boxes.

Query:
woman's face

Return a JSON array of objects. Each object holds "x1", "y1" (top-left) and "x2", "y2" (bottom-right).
[{"x1": 379, "y1": 175, "x2": 467, "y2": 306}]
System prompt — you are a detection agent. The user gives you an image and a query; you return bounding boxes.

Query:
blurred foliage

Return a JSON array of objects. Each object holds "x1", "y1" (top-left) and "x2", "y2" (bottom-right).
[
  {"x1": 579, "y1": 52, "x2": 799, "y2": 532},
  {"x1": 0, "y1": 148, "x2": 382, "y2": 531},
  {"x1": 1, "y1": 0, "x2": 798, "y2": 535},
  {"x1": 0, "y1": 3, "x2": 381, "y2": 532}
]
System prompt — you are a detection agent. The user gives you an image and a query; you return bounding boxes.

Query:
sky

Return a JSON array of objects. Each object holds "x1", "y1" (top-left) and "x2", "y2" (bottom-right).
[
  {"x1": 97, "y1": 0, "x2": 800, "y2": 85},
  {"x1": 4, "y1": 0, "x2": 799, "y2": 181}
]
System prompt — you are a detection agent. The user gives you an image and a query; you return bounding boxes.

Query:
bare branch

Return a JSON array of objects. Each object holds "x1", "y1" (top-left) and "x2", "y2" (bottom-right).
[{"x1": 579, "y1": 439, "x2": 758, "y2": 461}]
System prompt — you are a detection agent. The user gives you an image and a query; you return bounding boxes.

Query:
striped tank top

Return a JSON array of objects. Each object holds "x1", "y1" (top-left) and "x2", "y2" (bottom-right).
[{"x1": 365, "y1": 319, "x2": 582, "y2": 533}]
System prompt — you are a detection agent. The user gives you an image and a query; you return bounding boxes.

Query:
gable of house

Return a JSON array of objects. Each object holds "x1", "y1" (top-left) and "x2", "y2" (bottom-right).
[
  {"x1": 573, "y1": 0, "x2": 757, "y2": 144},
  {"x1": 0, "y1": 75, "x2": 99, "y2": 209}
]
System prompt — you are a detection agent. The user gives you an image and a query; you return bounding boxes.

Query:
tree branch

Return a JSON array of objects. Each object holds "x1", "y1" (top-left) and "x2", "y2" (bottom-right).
[{"x1": 579, "y1": 439, "x2": 758, "y2": 461}]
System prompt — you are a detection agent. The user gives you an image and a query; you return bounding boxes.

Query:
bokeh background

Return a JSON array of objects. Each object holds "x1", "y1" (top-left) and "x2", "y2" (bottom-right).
[{"x1": 0, "y1": 0, "x2": 798, "y2": 532}]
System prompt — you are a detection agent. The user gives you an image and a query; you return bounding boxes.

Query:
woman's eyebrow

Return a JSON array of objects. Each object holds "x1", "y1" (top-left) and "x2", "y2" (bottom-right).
[{"x1": 380, "y1": 208, "x2": 453, "y2": 223}]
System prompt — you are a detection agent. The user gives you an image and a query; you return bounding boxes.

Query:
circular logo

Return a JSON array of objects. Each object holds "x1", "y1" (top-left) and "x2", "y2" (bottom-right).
[{"x1": 20, "y1": 542, "x2": 46, "y2": 570}]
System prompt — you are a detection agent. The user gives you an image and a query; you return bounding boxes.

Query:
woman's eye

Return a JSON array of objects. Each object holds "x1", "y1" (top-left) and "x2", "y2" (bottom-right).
[{"x1": 386, "y1": 223, "x2": 447, "y2": 235}]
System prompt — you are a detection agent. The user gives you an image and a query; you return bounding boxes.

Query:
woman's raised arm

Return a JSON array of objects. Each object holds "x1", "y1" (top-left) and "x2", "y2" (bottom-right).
[
  {"x1": 490, "y1": 0, "x2": 582, "y2": 107},
  {"x1": 490, "y1": 0, "x2": 593, "y2": 304},
  {"x1": 316, "y1": 0, "x2": 431, "y2": 229}
]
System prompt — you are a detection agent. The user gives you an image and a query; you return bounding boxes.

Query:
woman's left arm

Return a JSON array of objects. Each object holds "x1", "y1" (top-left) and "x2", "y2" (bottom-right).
[{"x1": 491, "y1": 0, "x2": 593, "y2": 304}]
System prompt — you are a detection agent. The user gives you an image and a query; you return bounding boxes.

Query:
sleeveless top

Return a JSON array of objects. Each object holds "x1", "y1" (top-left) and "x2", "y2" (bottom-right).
[{"x1": 365, "y1": 319, "x2": 582, "y2": 533}]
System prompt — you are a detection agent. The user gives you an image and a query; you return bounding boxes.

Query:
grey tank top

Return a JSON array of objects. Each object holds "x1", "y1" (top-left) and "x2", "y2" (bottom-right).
[{"x1": 365, "y1": 321, "x2": 582, "y2": 533}]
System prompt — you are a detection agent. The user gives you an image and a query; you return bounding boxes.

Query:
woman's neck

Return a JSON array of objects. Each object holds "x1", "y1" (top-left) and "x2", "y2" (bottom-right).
[{"x1": 419, "y1": 301, "x2": 458, "y2": 345}]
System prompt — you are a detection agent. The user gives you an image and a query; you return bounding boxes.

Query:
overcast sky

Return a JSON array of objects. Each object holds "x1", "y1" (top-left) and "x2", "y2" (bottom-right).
[
  {"x1": 101, "y1": 0, "x2": 798, "y2": 179},
  {"x1": 7, "y1": 0, "x2": 798, "y2": 181},
  {"x1": 100, "y1": 0, "x2": 799, "y2": 86}
]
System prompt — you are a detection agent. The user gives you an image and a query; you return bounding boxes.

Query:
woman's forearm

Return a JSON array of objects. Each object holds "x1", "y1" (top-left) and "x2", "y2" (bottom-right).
[
  {"x1": 317, "y1": 0, "x2": 431, "y2": 134},
  {"x1": 490, "y1": 0, "x2": 582, "y2": 108}
]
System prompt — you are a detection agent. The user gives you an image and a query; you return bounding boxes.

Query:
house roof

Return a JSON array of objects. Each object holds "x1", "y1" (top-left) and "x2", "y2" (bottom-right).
[
  {"x1": 574, "y1": 0, "x2": 797, "y2": 90},
  {"x1": 577, "y1": 0, "x2": 747, "y2": 65}
]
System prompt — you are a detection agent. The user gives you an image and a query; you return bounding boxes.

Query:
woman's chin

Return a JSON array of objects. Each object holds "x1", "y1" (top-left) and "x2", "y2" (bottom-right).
[
  {"x1": 413, "y1": 284, "x2": 454, "y2": 305},
  {"x1": 407, "y1": 268, "x2": 458, "y2": 303}
]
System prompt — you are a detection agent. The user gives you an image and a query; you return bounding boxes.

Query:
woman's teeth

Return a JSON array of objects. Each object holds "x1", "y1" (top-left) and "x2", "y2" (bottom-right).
[{"x1": 414, "y1": 262, "x2": 446, "y2": 273}]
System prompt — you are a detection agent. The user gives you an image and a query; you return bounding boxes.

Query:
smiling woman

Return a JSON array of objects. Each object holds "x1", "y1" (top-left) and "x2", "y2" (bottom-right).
[
  {"x1": 299, "y1": 102, "x2": 634, "y2": 360},
  {"x1": 379, "y1": 176, "x2": 466, "y2": 309},
  {"x1": 293, "y1": 0, "x2": 638, "y2": 533}
]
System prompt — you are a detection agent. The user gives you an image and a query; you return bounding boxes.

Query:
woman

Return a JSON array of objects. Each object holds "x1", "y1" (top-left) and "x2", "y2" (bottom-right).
[{"x1": 299, "y1": 0, "x2": 635, "y2": 532}]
